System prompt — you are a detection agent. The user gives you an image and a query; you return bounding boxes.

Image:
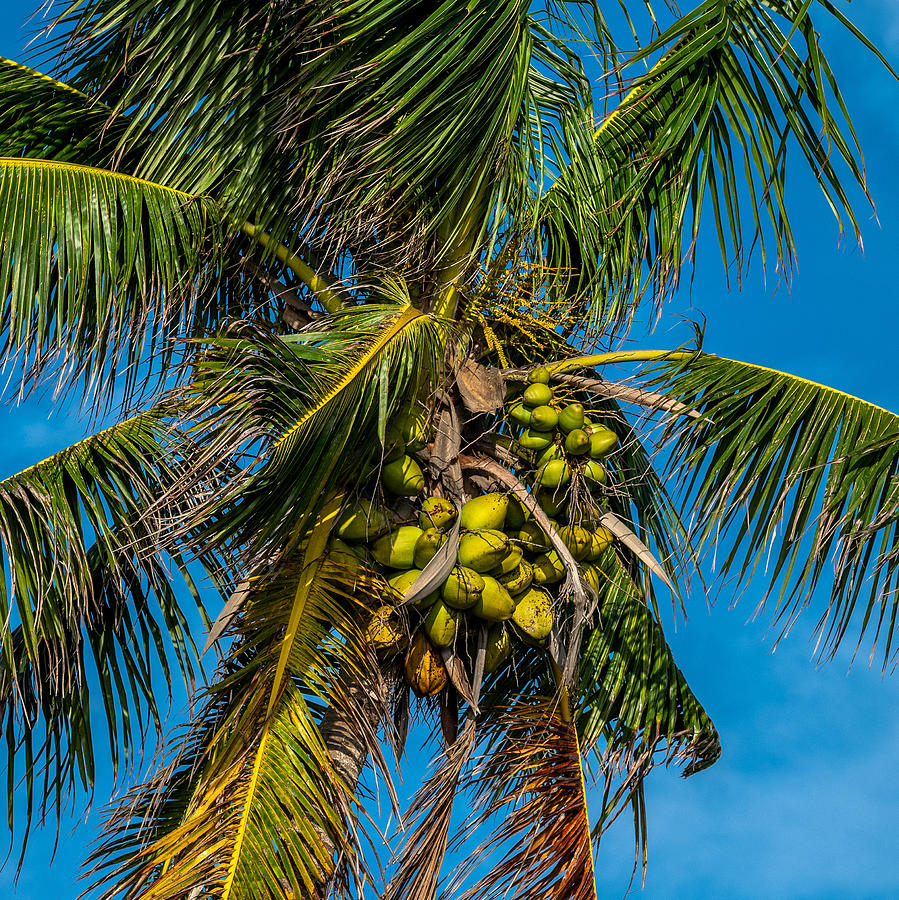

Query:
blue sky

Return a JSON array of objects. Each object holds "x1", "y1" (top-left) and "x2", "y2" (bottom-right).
[{"x1": 2, "y1": 2, "x2": 899, "y2": 898}]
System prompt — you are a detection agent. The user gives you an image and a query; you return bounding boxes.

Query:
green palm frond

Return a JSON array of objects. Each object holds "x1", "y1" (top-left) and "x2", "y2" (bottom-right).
[
  {"x1": 179, "y1": 300, "x2": 450, "y2": 561},
  {"x1": 0, "y1": 405, "x2": 222, "y2": 837},
  {"x1": 0, "y1": 158, "x2": 220, "y2": 397},
  {"x1": 0, "y1": 58, "x2": 123, "y2": 164},
  {"x1": 540, "y1": 0, "x2": 891, "y2": 334},
  {"x1": 649, "y1": 352, "x2": 899, "y2": 665},
  {"x1": 89, "y1": 519, "x2": 384, "y2": 900},
  {"x1": 577, "y1": 561, "x2": 720, "y2": 778}
]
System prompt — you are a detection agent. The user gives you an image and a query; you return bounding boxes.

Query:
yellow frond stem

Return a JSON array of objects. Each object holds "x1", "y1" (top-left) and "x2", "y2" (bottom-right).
[
  {"x1": 241, "y1": 221, "x2": 343, "y2": 314},
  {"x1": 272, "y1": 305, "x2": 425, "y2": 459},
  {"x1": 221, "y1": 496, "x2": 342, "y2": 900}
]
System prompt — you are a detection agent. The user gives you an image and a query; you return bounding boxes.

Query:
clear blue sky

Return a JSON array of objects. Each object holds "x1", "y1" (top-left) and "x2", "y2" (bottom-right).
[{"x1": 2, "y1": 2, "x2": 899, "y2": 898}]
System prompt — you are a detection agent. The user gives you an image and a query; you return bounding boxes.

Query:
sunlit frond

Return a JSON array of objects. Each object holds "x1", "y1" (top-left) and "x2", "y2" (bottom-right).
[
  {"x1": 0, "y1": 158, "x2": 220, "y2": 399},
  {"x1": 648, "y1": 352, "x2": 899, "y2": 666},
  {"x1": 540, "y1": 0, "x2": 888, "y2": 333},
  {"x1": 89, "y1": 536, "x2": 385, "y2": 900}
]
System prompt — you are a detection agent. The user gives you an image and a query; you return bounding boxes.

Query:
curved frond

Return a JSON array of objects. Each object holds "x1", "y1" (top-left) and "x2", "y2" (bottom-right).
[
  {"x1": 650, "y1": 352, "x2": 899, "y2": 666},
  {"x1": 179, "y1": 301, "x2": 450, "y2": 561},
  {"x1": 0, "y1": 58, "x2": 123, "y2": 164},
  {"x1": 0, "y1": 158, "x2": 220, "y2": 398},
  {"x1": 0, "y1": 405, "x2": 221, "y2": 839}
]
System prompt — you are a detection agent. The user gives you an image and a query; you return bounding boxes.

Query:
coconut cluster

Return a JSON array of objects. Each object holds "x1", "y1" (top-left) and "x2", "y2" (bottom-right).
[{"x1": 329, "y1": 372, "x2": 619, "y2": 698}]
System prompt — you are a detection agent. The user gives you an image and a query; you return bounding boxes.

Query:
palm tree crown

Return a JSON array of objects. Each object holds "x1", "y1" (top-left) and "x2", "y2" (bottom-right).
[{"x1": 0, "y1": 1, "x2": 896, "y2": 897}]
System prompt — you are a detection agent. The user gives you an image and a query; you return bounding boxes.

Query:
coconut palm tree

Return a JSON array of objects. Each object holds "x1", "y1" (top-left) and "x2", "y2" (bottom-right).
[{"x1": 0, "y1": 0, "x2": 897, "y2": 897}]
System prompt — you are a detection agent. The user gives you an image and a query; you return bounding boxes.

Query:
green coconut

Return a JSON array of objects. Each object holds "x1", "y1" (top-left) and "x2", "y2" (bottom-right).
[
  {"x1": 529, "y1": 405, "x2": 559, "y2": 432},
  {"x1": 587, "y1": 424, "x2": 618, "y2": 458},
  {"x1": 522, "y1": 383, "x2": 553, "y2": 408},
  {"x1": 557, "y1": 403, "x2": 585, "y2": 433},
  {"x1": 536, "y1": 459, "x2": 571, "y2": 490},
  {"x1": 372, "y1": 526, "x2": 423, "y2": 569},
  {"x1": 471, "y1": 576, "x2": 516, "y2": 621},
  {"x1": 413, "y1": 528, "x2": 447, "y2": 569},
  {"x1": 382, "y1": 455, "x2": 425, "y2": 496},
  {"x1": 460, "y1": 493, "x2": 509, "y2": 531},
  {"x1": 517, "y1": 428, "x2": 555, "y2": 451},
  {"x1": 388, "y1": 568, "x2": 439, "y2": 609},
  {"x1": 527, "y1": 367, "x2": 551, "y2": 385},
  {"x1": 459, "y1": 529, "x2": 512, "y2": 573},
  {"x1": 336, "y1": 498, "x2": 392, "y2": 542},
  {"x1": 424, "y1": 600, "x2": 458, "y2": 648},
  {"x1": 442, "y1": 567, "x2": 485, "y2": 610},
  {"x1": 517, "y1": 520, "x2": 553, "y2": 553},
  {"x1": 564, "y1": 428, "x2": 590, "y2": 456}
]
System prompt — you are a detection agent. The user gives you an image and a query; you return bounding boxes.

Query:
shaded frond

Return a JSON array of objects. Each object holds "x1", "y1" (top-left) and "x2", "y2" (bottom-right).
[
  {"x1": 0, "y1": 158, "x2": 220, "y2": 399},
  {"x1": 178, "y1": 301, "x2": 450, "y2": 561},
  {"x1": 649, "y1": 352, "x2": 899, "y2": 666}
]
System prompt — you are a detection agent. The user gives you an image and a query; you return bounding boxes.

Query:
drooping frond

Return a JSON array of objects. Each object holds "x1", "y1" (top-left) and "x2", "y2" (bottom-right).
[
  {"x1": 453, "y1": 700, "x2": 598, "y2": 900},
  {"x1": 648, "y1": 352, "x2": 899, "y2": 666},
  {"x1": 382, "y1": 721, "x2": 476, "y2": 900},
  {"x1": 0, "y1": 158, "x2": 219, "y2": 398},
  {"x1": 540, "y1": 0, "x2": 889, "y2": 334},
  {"x1": 577, "y1": 561, "x2": 721, "y2": 778},
  {"x1": 178, "y1": 300, "x2": 450, "y2": 561},
  {"x1": 89, "y1": 522, "x2": 385, "y2": 900},
  {"x1": 0, "y1": 406, "x2": 221, "y2": 839}
]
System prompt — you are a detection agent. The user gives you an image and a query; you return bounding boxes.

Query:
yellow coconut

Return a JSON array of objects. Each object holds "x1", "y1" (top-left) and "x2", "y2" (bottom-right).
[
  {"x1": 365, "y1": 607, "x2": 408, "y2": 656},
  {"x1": 511, "y1": 587, "x2": 555, "y2": 644},
  {"x1": 532, "y1": 550, "x2": 566, "y2": 585},
  {"x1": 459, "y1": 529, "x2": 512, "y2": 573},
  {"x1": 460, "y1": 493, "x2": 509, "y2": 531},
  {"x1": 585, "y1": 526, "x2": 614, "y2": 561},
  {"x1": 404, "y1": 633, "x2": 447, "y2": 697},
  {"x1": 419, "y1": 496, "x2": 458, "y2": 530},
  {"x1": 559, "y1": 525, "x2": 592, "y2": 561},
  {"x1": 484, "y1": 625, "x2": 512, "y2": 673},
  {"x1": 497, "y1": 559, "x2": 534, "y2": 596}
]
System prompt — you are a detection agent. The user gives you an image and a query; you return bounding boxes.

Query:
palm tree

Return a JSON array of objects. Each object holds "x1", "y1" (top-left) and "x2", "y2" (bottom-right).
[{"x1": 0, "y1": 0, "x2": 896, "y2": 896}]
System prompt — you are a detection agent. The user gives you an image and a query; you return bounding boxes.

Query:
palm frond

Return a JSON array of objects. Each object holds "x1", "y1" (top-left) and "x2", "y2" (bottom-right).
[
  {"x1": 577, "y1": 560, "x2": 721, "y2": 778},
  {"x1": 178, "y1": 300, "x2": 450, "y2": 563},
  {"x1": 0, "y1": 58, "x2": 123, "y2": 164},
  {"x1": 648, "y1": 352, "x2": 899, "y2": 667},
  {"x1": 540, "y1": 0, "x2": 889, "y2": 334},
  {"x1": 452, "y1": 699, "x2": 597, "y2": 900},
  {"x1": 89, "y1": 526, "x2": 384, "y2": 900},
  {"x1": 0, "y1": 405, "x2": 222, "y2": 839},
  {"x1": 0, "y1": 158, "x2": 220, "y2": 399}
]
